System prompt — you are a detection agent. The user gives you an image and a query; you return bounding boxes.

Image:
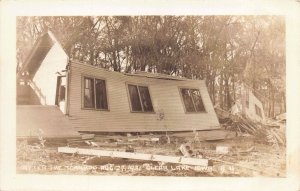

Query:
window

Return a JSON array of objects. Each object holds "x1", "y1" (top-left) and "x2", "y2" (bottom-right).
[
  {"x1": 255, "y1": 104, "x2": 262, "y2": 118},
  {"x1": 84, "y1": 78, "x2": 95, "y2": 108},
  {"x1": 245, "y1": 89, "x2": 249, "y2": 108},
  {"x1": 83, "y1": 77, "x2": 108, "y2": 110},
  {"x1": 180, "y1": 88, "x2": 206, "y2": 113},
  {"x1": 95, "y1": 79, "x2": 108, "y2": 109},
  {"x1": 128, "y1": 84, "x2": 154, "y2": 112}
]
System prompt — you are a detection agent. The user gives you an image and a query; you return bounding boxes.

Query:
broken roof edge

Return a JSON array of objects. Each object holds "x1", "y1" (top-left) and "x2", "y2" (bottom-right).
[
  {"x1": 18, "y1": 30, "x2": 68, "y2": 77},
  {"x1": 70, "y1": 61, "x2": 203, "y2": 82},
  {"x1": 125, "y1": 71, "x2": 188, "y2": 81},
  {"x1": 46, "y1": 30, "x2": 68, "y2": 57}
]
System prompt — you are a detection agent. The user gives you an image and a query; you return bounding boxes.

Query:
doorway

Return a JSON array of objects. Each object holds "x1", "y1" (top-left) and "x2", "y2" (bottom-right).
[{"x1": 55, "y1": 76, "x2": 66, "y2": 112}]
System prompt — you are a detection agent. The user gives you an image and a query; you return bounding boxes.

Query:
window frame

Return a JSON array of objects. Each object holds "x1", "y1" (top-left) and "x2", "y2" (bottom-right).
[
  {"x1": 126, "y1": 82, "x2": 155, "y2": 113},
  {"x1": 81, "y1": 75, "x2": 110, "y2": 111},
  {"x1": 178, "y1": 87, "x2": 207, "y2": 114}
]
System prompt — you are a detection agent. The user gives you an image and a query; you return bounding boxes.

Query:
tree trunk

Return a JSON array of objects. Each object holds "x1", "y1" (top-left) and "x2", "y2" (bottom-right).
[
  {"x1": 219, "y1": 72, "x2": 224, "y2": 109},
  {"x1": 224, "y1": 77, "x2": 231, "y2": 110}
]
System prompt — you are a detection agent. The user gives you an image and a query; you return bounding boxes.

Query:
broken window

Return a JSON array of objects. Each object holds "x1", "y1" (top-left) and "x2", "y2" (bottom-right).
[
  {"x1": 181, "y1": 89, "x2": 195, "y2": 112},
  {"x1": 84, "y1": 78, "x2": 95, "y2": 108},
  {"x1": 83, "y1": 77, "x2": 108, "y2": 110},
  {"x1": 128, "y1": 84, "x2": 154, "y2": 112},
  {"x1": 191, "y1": 89, "x2": 205, "y2": 112},
  {"x1": 180, "y1": 88, "x2": 206, "y2": 113},
  {"x1": 255, "y1": 104, "x2": 262, "y2": 118},
  {"x1": 139, "y1": 86, "x2": 154, "y2": 112},
  {"x1": 95, "y1": 79, "x2": 108, "y2": 110}
]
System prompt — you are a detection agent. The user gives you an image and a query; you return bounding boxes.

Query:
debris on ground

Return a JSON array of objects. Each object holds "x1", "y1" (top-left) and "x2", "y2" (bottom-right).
[
  {"x1": 16, "y1": 110, "x2": 286, "y2": 177},
  {"x1": 57, "y1": 146, "x2": 210, "y2": 166},
  {"x1": 179, "y1": 143, "x2": 193, "y2": 157},
  {"x1": 218, "y1": 109, "x2": 285, "y2": 147},
  {"x1": 216, "y1": 145, "x2": 229, "y2": 154}
]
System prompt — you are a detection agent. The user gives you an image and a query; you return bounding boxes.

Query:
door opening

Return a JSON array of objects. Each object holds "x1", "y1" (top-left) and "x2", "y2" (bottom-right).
[{"x1": 55, "y1": 76, "x2": 66, "y2": 112}]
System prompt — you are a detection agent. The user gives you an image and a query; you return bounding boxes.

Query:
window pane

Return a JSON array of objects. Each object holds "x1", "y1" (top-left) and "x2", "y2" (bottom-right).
[
  {"x1": 84, "y1": 78, "x2": 94, "y2": 108},
  {"x1": 245, "y1": 89, "x2": 249, "y2": 108},
  {"x1": 138, "y1": 86, "x2": 154, "y2": 112},
  {"x1": 95, "y1": 79, "x2": 108, "y2": 110},
  {"x1": 85, "y1": 79, "x2": 90, "y2": 87},
  {"x1": 181, "y1": 89, "x2": 195, "y2": 112},
  {"x1": 128, "y1": 85, "x2": 142, "y2": 111},
  {"x1": 191, "y1": 89, "x2": 205, "y2": 112},
  {"x1": 255, "y1": 105, "x2": 262, "y2": 117}
]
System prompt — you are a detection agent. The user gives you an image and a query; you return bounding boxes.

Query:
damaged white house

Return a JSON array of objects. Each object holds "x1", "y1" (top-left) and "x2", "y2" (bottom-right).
[{"x1": 16, "y1": 31, "x2": 220, "y2": 136}]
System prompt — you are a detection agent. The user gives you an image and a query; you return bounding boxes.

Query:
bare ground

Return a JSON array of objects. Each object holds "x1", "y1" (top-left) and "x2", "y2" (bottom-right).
[{"x1": 16, "y1": 133, "x2": 286, "y2": 177}]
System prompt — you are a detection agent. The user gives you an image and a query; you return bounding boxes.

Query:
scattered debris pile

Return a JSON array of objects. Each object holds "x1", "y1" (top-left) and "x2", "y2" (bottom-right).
[
  {"x1": 16, "y1": 109, "x2": 286, "y2": 177},
  {"x1": 215, "y1": 107, "x2": 286, "y2": 147}
]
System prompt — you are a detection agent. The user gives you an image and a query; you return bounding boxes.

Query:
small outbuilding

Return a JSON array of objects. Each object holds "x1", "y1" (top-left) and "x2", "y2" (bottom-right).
[{"x1": 231, "y1": 84, "x2": 266, "y2": 123}]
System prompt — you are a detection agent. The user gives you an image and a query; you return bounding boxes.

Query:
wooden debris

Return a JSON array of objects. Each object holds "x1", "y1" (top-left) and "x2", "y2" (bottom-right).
[
  {"x1": 269, "y1": 130, "x2": 285, "y2": 145},
  {"x1": 179, "y1": 144, "x2": 193, "y2": 157},
  {"x1": 125, "y1": 145, "x2": 135, "y2": 152},
  {"x1": 216, "y1": 146, "x2": 229, "y2": 154},
  {"x1": 58, "y1": 147, "x2": 210, "y2": 166},
  {"x1": 205, "y1": 136, "x2": 225, "y2": 141},
  {"x1": 81, "y1": 133, "x2": 95, "y2": 140},
  {"x1": 128, "y1": 137, "x2": 159, "y2": 143},
  {"x1": 84, "y1": 141, "x2": 99, "y2": 147},
  {"x1": 171, "y1": 130, "x2": 236, "y2": 142},
  {"x1": 159, "y1": 135, "x2": 171, "y2": 144},
  {"x1": 214, "y1": 106, "x2": 230, "y2": 120},
  {"x1": 237, "y1": 146, "x2": 255, "y2": 154},
  {"x1": 67, "y1": 133, "x2": 96, "y2": 146},
  {"x1": 151, "y1": 138, "x2": 160, "y2": 142},
  {"x1": 221, "y1": 112, "x2": 286, "y2": 146}
]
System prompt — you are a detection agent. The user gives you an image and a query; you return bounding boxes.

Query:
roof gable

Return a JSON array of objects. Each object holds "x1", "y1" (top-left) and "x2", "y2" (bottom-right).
[{"x1": 19, "y1": 31, "x2": 68, "y2": 78}]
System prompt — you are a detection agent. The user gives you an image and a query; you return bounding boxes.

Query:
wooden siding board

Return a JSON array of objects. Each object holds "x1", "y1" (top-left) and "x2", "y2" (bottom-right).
[{"x1": 68, "y1": 62, "x2": 220, "y2": 132}]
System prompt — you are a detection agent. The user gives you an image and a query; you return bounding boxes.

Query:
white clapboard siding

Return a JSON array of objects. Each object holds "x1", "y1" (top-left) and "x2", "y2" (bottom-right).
[
  {"x1": 245, "y1": 90, "x2": 266, "y2": 122},
  {"x1": 32, "y1": 38, "x2": 68, "y2": 106},
  {"x1": 68, "y1": 61, "x2": 220, "y2": 132}
]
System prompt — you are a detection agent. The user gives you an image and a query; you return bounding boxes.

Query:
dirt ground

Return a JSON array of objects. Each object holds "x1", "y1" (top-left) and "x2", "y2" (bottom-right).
[{"x1": 16, "y1": 132, "x2": 286, "y2": 177}]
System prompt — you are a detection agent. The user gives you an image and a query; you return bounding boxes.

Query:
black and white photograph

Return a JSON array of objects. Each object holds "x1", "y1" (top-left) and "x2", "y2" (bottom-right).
[
  {"x1": 1, "y1": 0, "x2": 300, "y2": 191},
  {"x1": 15, "y1": 15, "x2": 286, "y2": 177}
]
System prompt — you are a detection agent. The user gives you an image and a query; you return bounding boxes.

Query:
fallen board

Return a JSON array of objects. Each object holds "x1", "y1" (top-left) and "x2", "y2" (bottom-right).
[
  {"x1": 170, "y1": 130, "x2": 236, "y2": 141},
  {"x1": 58, "y1": 147, "x2": 209, "y2": 166}
]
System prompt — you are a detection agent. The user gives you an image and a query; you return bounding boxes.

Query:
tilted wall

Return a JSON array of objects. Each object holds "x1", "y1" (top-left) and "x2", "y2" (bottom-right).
[{"x1": 68, "y1": 62, "x2": 220, "y2": 132}]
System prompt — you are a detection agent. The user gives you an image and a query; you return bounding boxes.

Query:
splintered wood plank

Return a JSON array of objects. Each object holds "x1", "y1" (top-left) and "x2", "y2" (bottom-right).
[
  {"x1": 171, "y1": 130, "x2": 236, "y2": 141},
  {"x1": 58, "y1": 147, "x2": 209, "y2": 166}
]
